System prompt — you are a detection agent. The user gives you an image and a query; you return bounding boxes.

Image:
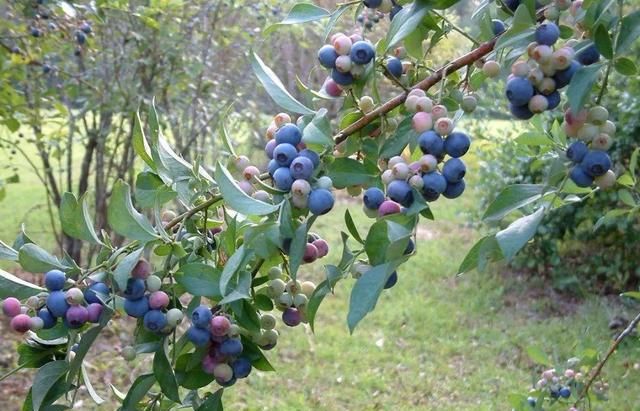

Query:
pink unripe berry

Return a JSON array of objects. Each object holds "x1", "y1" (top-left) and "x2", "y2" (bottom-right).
[
  {"x1": 312, "y1": 239, "x2": 329, "y2": 258},
  {"x1": 243, "y1": 166, "x2": 260, "y2": 181},
  {"x1": 210, "y1": 315, "x2": 231, "y2": 337},
  {"x1": 381, "y1": 169, "x2": 394, "y2": 185},
  {"x1": 302, "y1": 243, "x2": 319, "y2": 263},
  {"x1": 552, "y1": 47, "x2": 574, "y2": 70},
  {"x1": 234, "y1": 155, "x2": 251, "y2": 172},
  {"x1": 431, "y1": 105, "x2": 448, "y2": 120},
  {"x1": 237, "y1": 180, "x2": 254, "y2": 195},
  {"x1": 408, "y1": 161, "x2": 421, "y2": 174},
  {"x1": 323, "y1": 77, "x2": 342, "y2": 97},
  {"x1": 482, "y1": 60, "x2": 501, "y2": 77},
  {"x1": 349, "y1": 33, "x2": 363, "y2": 43},
  {"x1": 332, "y1": 35, "x2": 352, "y2": 56},
  {"x1": 528, "y1": 95, "x2": 549, "y2": 114},
  {"x1": 592, "y1": 133, "x2": 612, "y2": 150},
  {"x1": 435, "y1": 117, "x2": 454, "y2": 136},
  {"x1": 408, "y1": 88, "x2": 426, "y2": 98},
  {"x1": 300, "y1": 281, "x2": 316, "y2": 298},
  {"x1": 387, "y1": 156, "x2": 405, "y2": 169},
  {"x1": 412, "y1": 112, "x2": 432, "y2": 133},
  {"x1": 511, "y1": 61, "x2": 530, "y2": 77},
  {"x1": 528, "y1": 68, "x2": 544, "y2": 85},
  {"x1": 532, "y1": 45, "x2": 553, "y2": 63},
  {"x1": 330, "y1": 32, "x2": 345, "y2": 44},
  {"x1": 564, "y1": 369, "x2": 575, "y2": 378},
  {"x1": 273, "y1": 113, "x2": 291, "y2": 128},
  {"x1": 378, "y1": 200, "x2": 401, "y2": 216},
  {"x1": 132, "y1": 259, "x2": 151, "y2": 279},
  {"x1": 252, "y1": 190, "x2": 271, "y2": 202},
  {"x1": 11, "y1": 314, "x2": 32, "y2": 333},
  {"x1": 570, "y1": 0, "x2": 583, "y2": 16},
  {"x1": 202, "y1": 354, "x2": 219, "y2": 374},
  {"x1": 291, "y1": 179, "x2": 311, "y2": 197},
  {"x1": 266, "y1": 123, "x2": 277, "y2": 140},
  {"x1": 565, "y1": 108, "x2": 588, "y2": 127},
  {"x1": 2, "y1": 297, "x2": 22, "y2": 317},
  {"x1": 291, "y1": 194, "x2": 308, "y2": 209},
  {"x1": 391, "y1": 162, "x2": 410, "y2": 180},
  {"x1": 419, "y1": 155, "x2": 438, "y2": 173},
  {"x1": 335, "y1": 55, "x2": 352, "y2": 73},
  {"x1": 416, "y1": 96, "x2": 433, "y2": 112},
  {"x1": 542, "y1": 369, "x2": 555, "y2": 380},
  {"x1": 564, "y1": 122, "x2": 580, "y2": 138},
  {"x1": 393, "y1": 46, "x2": 407, "y2": 59},
  {"x1": 527, "y1": 42, "x2": 538, "y2": 58},
  {"x1": 404, "y1": 95, "x2": 419, "y2": 112},
  {"x1": 149, "y1": 291, "x2": 170, "y2": 310}
]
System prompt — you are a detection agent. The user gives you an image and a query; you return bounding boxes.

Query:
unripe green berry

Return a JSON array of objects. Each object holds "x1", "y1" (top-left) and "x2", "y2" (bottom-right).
[
  {"x1": 277, "y1": 292, "x2": 293, "y2": 308},
  {"x1": 268, "y1": 266, "x2": 283, "y2": 280},
  {"x1": 460, "y1": 95, "x2": 477, "y2": 113},
  {"x1": 577, "y1": 123, "x2": 599, "y2": 142},
  {"x1": 600, "y1": 120, "x2": 616, "y2": 136},
  {"x1": 65, "y1": 287, "x2": 84, "y2": 305},
  {"x1": 359, "y1": 96, "x2": 375, "y2": 113},
  {"x1": 252, "y1": 190, "x2": 271, "y2": 202},
  {"x1": 528, "y1": 95, "x2": 549, "y2": 114},
  {"x1": 363, "y1": 205, "x2": 378, "y2": 218},
  {"x1": 511, "y1": 61, "x2": 530, "y2": 77},
  {"x1": 588, "y1": 106, "x2": 609, "y2": 125},
  {"x1": 347, "y1": 185, "x2": 362, "y2": 196},
  {"x1": 228, "y1": 323, "x2": 241, "y2": 337},
  {"x1": 415, "y1": 96, "x2": 433, "y2": 112},
  {"x1": 166, "y1": 308, "x2": 184, "y2": 327},
  {"x1": 266, "y1": 279, "x2": 286, "y2": 299},
  {"x1": 544, "y1": 5, "x2": 560, "y2": 20},
  {"x1": 408, "y1": 89, "x2": 426, "y2": 98},
  {"x1": 30, "y1": 316, "x2": 44, "y2": 331},
  {"x1": 260, "y1": 313, "x2": 277, "y2": 330},
  {"x1": 539, "y1": 77, "x2": 556, "y2": 95},
  {"x1": 592, "y1": 133, "x2": 612, "y2": 151},
  {"x1": 293, "y1": 293, "x2": 308, "y2": 308},
  {"x1": 316, "y1": 176, "x2": 333, "y2": 190},
  {"x1": 146, "y1": 275, "x2": 162, "y2": 293},
  {"x1": 409, "y1": 174, "x2": 424, "y2": 189},
  {"x1": 26, "y1": 296, "x2": 40, "y2": 309},
  {"x1": 300, "y1": 281, "x2": 316, "y2": 298},
  {"x1": 482, "y1": 60, "x2": 500, "y2": 77},
  {"x1": 381, "y1": 169, "x2": 394, "y2": 186},
  {"x1": 122, "y1": 346, "x2": 137, "y2": 361},
  {"x1": 285, "y1": 280, "x2": 302, "y2": 295},
  {"x1": 404, "y1": 95, "x2": 419, "y2": 112}
]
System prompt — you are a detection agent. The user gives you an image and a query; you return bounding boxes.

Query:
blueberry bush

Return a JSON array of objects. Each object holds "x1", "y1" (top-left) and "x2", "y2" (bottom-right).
[{"x1": 0, "y1": 0, "x2": 639, "y2": 410}]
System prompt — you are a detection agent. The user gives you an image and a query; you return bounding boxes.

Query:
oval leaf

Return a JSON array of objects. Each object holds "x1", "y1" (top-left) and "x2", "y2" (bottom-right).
[
  {"x1": 32, "y1": 361, "x2": 69, "y2": 411},
  {"x1": 59, "y1": 193, "x2": 102, "y2": 244},
  {"x1": 214, "y1": 162, "x2": 279, "y2": 216},
  {"x1": 107, "y1": 180, "x2": 158, "y2": 243},
  {"x1": 19, "y1": 243, "x2": 69, "y2": 273},
  {"x1": 264, "y1": 3, "x2": 330, "y2": 34}
]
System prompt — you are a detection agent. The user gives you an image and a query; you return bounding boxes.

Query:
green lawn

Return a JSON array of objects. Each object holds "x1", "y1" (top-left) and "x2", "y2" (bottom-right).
[{"x1": 0, "y1": 126, "x2": 638, "y2": 410}]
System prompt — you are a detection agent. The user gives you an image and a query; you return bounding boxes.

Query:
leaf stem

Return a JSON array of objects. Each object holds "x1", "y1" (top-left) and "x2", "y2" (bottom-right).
[{"x1": 432, "y1": 11, "x2": 480, "y2": 46}]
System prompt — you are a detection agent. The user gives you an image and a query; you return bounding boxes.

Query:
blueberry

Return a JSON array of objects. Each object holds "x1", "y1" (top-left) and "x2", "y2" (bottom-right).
[
  {"x1": 443, "y1": 179, "x2": 466, "y2": 199},
  {"x1": 350, "y1": 41, "x2": 375, "y2": 65},
  {"x1": 46, "y1": 290, "x2": 70, "y2": 317},
  {"x1": 363, "y1": 0, "x2": 383, "y2": 8},
  {"x1": 275, "y1": 124, "x2": 302, "y2": 146},
  {"x1": 265, "y1": 139, "x2": 277, "y2": 159},
  {"x1": 570, "y1": 166, "x2": 594, "y2": 187},
  {"x1": 192, "y1": 305, "x2": 212, "y2": 328},
  {"x1": 418, "y1": 131, "x2": 445, "y2": 157},
  {"x1": 65, "y1": 305, "x2": 89, "y2": 329},
  {"x1": 387, "y1": 180, "x2": 414, "y2": 207},
  {"x1": 220, "y1": 338, "x2": 243, "y2": 356},
  {"x1": 268, "y1": 159, "x2": 279, "y2": 176},
  {"x1": 331, "y1": 69, "x2": 354, "y2": 86},
  {"x1": 186, "y1": 326, "x2": 210, "y2": 346},
  {"x1": 422, "y1": 172, "x2": 447, "y2": 200},
  {"x1": 219, "y1": 376, "x2": 237, "y2": 387},
  {"x1": 231, "y1": 357, "x2": 252, "y2": 378},
  {"x1": 553, "y1": 61, "x2": 581, "y2": 89},
  {"x1": 576, "y1": 44, "x2": 600, "y2": 66},
  {"x1": 30, "y1": 27, "x2": 41, "y2": 37},
  {"x1": 42, "y1": 64, "x2": 51, "y2": 74},
  {"x1": 509, "y1": 103, "x2": 534, "y2": 120},
  {"x1": 363, "y1": 187, "x2": 385, "y2": 210},
  {"x1": 527, "y1": 397, "x2": 536, "y2": 407},
  {"x1": 504, "y1": 0, "x2": 520, "y2": 11},
  {"x1": 44, "y1": 269, "x2": 66, "y2": 291},
  {"x1": 444, "y1": 132, "x2": 471, "y2": 158},
  {"x1": 298, "y1": 149, "x2": 320, "y2": 169},
  {"x1": 282, "y1": 307, "x2": 301, "y2": 326},
  {"x1": 318, "y1": 45, "x2": 338, "y2": 69},
  {"x1": 308, "y1": 189, "x2": 335, "y2": 215},
  {"x1": 559, "y1": 386, "x2": 571, "y2": 398},
  {"x1": 84, "y1": 282, "x2": 110, "y2": 304},
  {"x1": 273, "y1": 167, "x2": 294, "y2": 191},
  {"x1": 273, "y1": 143, "x2": 298, "y2": 167},
  {"x1": 289, "y1": 156, "x2": 314, "y2": 180},
  {"x1": 87, "y1": 303, "x2": 103, "y2": 323},
  {"x1": 123, "y1": 278, "x2": 146, "y2": 300},
  {"x1": 390, "y1": 5, "x2": 403, "y2": 20},
  {"x1": 80, "y1": 22, "x2": 92, "y2": 34},
  {"x1": 491, "y1": 19, "x2": 506, "y2": 35},
  {"x1": 143, "y1": 310, "x2": 168, "y2": 332},
  {"x1": 535, "y1": 22, "x2": 560, "y2": 46},
  {"x1": 124, "y1": 296, "x2": 149, "y2": 318},
  {"x1": 386, "y1": 57, "x2": 403, "y2": 78},
  {"x1": 384, "y1": 271, "x2": 398, "y2": 289},
  {"x1": 566, "y1": 141, "x2": 588, "y2": 163},
  {"x1": 38, "y1": 308, "x2": 57, "y2": 329},
  {"x1": 581, "y1": 150, "x2": 611, "y2": 177},
  {"x1": 75, "y1": 31, "x2": 86, "y2": 44},
  {"x1": 546, "y1": 90, "x2": 561, "y2": 110},
  {"x1": 442, "y1": 158, "x2": 466, "y2": 183},
  {"x1": 505, "y1": 78, "x2": 534, "y2": 106}
]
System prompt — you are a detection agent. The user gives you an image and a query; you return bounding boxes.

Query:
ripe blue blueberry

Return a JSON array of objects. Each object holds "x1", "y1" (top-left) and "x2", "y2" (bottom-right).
[
  {"x1": 387, "y1": 180, "x2": 414, "y2": 207},
  {"x1": 75, "y1": 31, "x2": 86, "y2": 44},
  {"x1": 273, "y1": 143, "x2": 298, "y2": 167},
  {"x1": 535, "y1": 22, "x2": 560, "y2": 46},
  {"x1": 231, "y1": 357, "x2": 252, "y2": 379},
  {"x1": 566, "y1": 141, "x2": 588, "y2": 163},
  {"x1": 422, "y1": 172, "x2": 447, "y2": 200},
  {"x1": 38, "y1": 308, "x2": 57, "y2": 329},
  {"x1": 273, "y1": 167, "x2": 294, "y2": 191},
  {"x1": 143, "y1": 309, "x2": 168, "y2": 332},
  {"x1": 124, "y1": 296, "x2": 149, "y2": 318},
  {"x1": 47, "y1": 290, "x2": 70, "y2": 317},
  {"x1": 123, "y1": 278, "x2": 146, "y2": 300},
  {"x1": 386, "y1": 57, "x2": 403, "y2": 78},
  {"x1": 308, "y1": 189, "x2": 335, "y2": 215},
  {"x1": 418, "y1": 131, "x2": 445, "y2": 157},
  {"x1": 289, "y1": 156, "x2": 314, "y2": 180},
  {"x1": 80, "y1": 22, "x2": 92, "y2": 34},
  {"x1": 220, "y1": 338, "x2": 243, "y2": 356},
  {"x1": 546, "y1": 91, "x2": 561, "y2": 110},
  {"x1": 576, "y1": 44, "x2": 600, "y2": 66},
  {"x1": 331, "y1": 69, "x2": 354, "y2": 86},
  {"x1": 553, "y1": 61, "x2": 581, "y2": 89},
  {"x1": 581, "y1": 150, "x2": 611, "y2": 177},
  {"x1": 192, "y1": 305, "x2": 212, "y2": 328},
  {"x1": 298, "y1": 149, "x2": 320, "y2": 169},
  {"x1": 44, "y1": 269, "x2": 66, "y2": 291},
  {"x1": 505, "y1": 77, "x2": 534, "y2": 106},
  {"x1": 559, "y1": 386, "x2": 571, "y2": 398},
  {"x1": 84, "y1": 282, "x2": 110, "y2": 304},
  {"x1": 527, "y1": 397, "x2": 536, "y2": 407},
  {"x1": 43, "y1": 64, "x2": 51, "y2": 74},
  {"x1": 444, "y1": 132, "x2": 471, "y2": 158},
  {"x1": 363, "y1": 0, "x2": 383, "y2": 7},
  {"x1": 509, "y1": 103, "x2": 534, "y2": 120},
  {"x1": 442, "y1": 158, "x2": 466, "y2": 183},
  {"x1": 186, "y1": 325, "x2": 211, "y2": 346},
  {"x1": 491, "y1": 19, "x2": 506, "y2": 35},
  {"x1": 363, "y1": 187, "x2": 385, "y2": 210},
  {"x1": 384, "y1": 271, "x2": 398, "y2": 289},
  {"x1": 268, "y1": 159, "x2": 279, "y2": 176},
  {"x1": 443, "y1": 180, "x2": 466, "y2": 199},
  {"x1": 350, "y1": 41, "x2": 375, "y2": 65},
  {"x1": 318, "y1": 45, "x2": 338, "y2": 69},
  {"x1": 275, "y1": 124, "x2": 302, "y2": 146},
  {"x1": 219, "y1": 376, "x2": 237, "y2": 387},
  {"x1": 570, "y1": 166, "x2": 594, "y2": 187},
  {"x1": 30, "y1": 27, "x2": 41, "y2": 37}
]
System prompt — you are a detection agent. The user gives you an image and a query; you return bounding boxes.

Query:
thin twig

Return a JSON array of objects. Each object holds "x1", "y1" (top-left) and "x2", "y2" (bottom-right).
[{"x1": 432, "y1": 10, "x2": 480, "y2": 46}]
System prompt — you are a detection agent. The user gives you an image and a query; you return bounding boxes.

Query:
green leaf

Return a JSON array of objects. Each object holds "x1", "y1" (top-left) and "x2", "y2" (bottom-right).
[
  {"x1": 482, "y1": 184, "x2": 546, "y2": 222},
  {"x1": 323, "y1": 3, "x2": 353, "y2": 41},
  {"x1": 153, "y1": 347, "x2": 181, "y2": 403},
  {"x1": 495, "y1": 206, "x2": 545, "y2": 260},
  {"x1": 197, "y1": 389, "x2": 224, "y2": 411},
  {"x1": 121, "y1": 374, "x2": 155, "y2": 410},
  {"x1": 240, "y1": 335, "x2": 275, "y2": 371},
  {"x1": 135, "y1": 172, "x2": 177, "y2": 209},
  {"x1": 458, "y1": 235, "x2": 503, "y2": 274},
  {"x1": 566, "y1": 63, "x2": 603, "y2": 115},
  {"x1": 379, "y1": 117, "x2": 416, "y2": 158},
  {"x1": 347, "y1": 262, "x2": 397, "y2": 333},
  {"x1": 220, "y1": 245, "x2": 252, "y2": 296},
  {"x1": 175, "y1": 263, "x2": 222, "y2": 298},
  {"x1": 307, "y1": 264, "x2": 343, "y2": 332},
  {"x1": 59, "y1": 193, "x2": 101, "y2": 244},
  {"x1": 326, "y1": 158, "x2": 377, "y2": 189},
  {"x1": 108, "y1": 180, "x2": 158, "y2": 243},
  {"x1": 218, "y1": 270, "x2": 251, "y2": 305},
  {"x1": 32, "y1": 361, "x2": 69, "y2": 411},
  {"x1": 621, "y1": 291, "x2": 640, "y2": 300},
  {"x1": 81, "y1": 364, "x2": 104, "y2": 405},
  {"x1": 424, "y1": 0, "x2": 463, "y2": 9},
  {"x1": 614, "y1": 57, "x2": 637, "y2": 75},
  {"x1": 0, "y1": 239, "x2": 18, "y2": 261},
  {"x1": 618, "y1": 189, "x2": 636, "y2": 207},
  {"x1": 19, "y1": 244, "x2": 69, "y2": 273},
  {"x1": 264, "y1": 3, "x2": 330, "y2": 34},
  {"x1": 250, "y1": 52, "x2": 314, "y2": 115},
  {"x1": 344, "y1": 210, "x2": 364, "y2": 244},
  {"x1": 0, "y1": 268, "x2": 44, "y2": 299},
  {"x1": 594, "y1": 209, "x2": 630, "y2": 231},
  {"x1": 67, "y1": 315, "x2": 113, "y2": 387},
  {"x1": 526, "y1": 346, "x2": 551, "y2": 366},
  {"x1": 495, "y1": 5, "x2": 535, "y2": 51},
  {"x1": 617, "y1": 10, "x2": 640, "y2": 54},
  {"x1": 593, "y1": 24, "x2": 613, "y2": 59},
  {"x1": 219, "y1": 116, "x2": 237, "y2": 158},
  {"x1": 133, "y1": 112, "x2": 155, "y2": 169},
  {"x1": 515, "y1": 132, "x2": 554, "y2": 146},
  {"x1": 112, "y1": 247, "x2": 144, "y2": 291},
  {"x1": 288, "y1": 219, "x2": 314, "y2": 280},
  {"x1": 301, "y1": 109, "x2": 334, "y2": 147},
  {"x1": 214, "y1": 162, "x2": 279, "y2": 216},
  {"x1": 230, "y1": 300, "x2": 261, "y2": 333},
  {"x1": 383, "y1": 1, "x2": 431, "y2": 52}
]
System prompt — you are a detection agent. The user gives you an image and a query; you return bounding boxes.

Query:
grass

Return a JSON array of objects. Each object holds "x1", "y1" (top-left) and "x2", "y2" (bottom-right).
[{"x1": 0, "y1": 126, "x2": 639, "y2": 410}]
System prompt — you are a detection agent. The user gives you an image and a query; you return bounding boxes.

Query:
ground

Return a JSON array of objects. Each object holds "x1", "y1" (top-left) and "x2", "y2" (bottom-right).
[{"x1": 0, "y1": 133, "x2": 638, "y2": 410}]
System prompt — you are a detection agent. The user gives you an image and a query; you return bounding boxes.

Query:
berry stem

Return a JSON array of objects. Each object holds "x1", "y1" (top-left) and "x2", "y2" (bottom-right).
[{"x1": 432, "y1": 11, "x2": 480, "y2": 46}]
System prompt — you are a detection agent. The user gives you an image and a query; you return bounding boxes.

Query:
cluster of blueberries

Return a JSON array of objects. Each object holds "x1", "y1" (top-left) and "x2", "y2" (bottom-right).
[
  {"x1": 318, "y1": 32, "x2": 376, "y2": 97},
  {"x1": 302, "y1": 233, "x2": 330, "y2": 265},
  {"x1": 263, "y1": 114, "x2": 335, "y2": 216},
  {"x1": 362, "y1": 0, "x2": 403, "y2": 19},
  {"x1": 356, "y1": 8, "x2": 383, "y2": 31},
  {"x1": 529, "y1": 367, "x2": 582, "y2": 409},
  {"x1": 264, "y1": 266, "x2": 317, "y2": 328},
  {"x1": 0, "y1": 269, "x2": 106, "y2": 334},
  {"x1": 185, "y1": 307, "x2": 253, "y2": 387},
  {"x1": 30, "y1": 19, "x2": 92, "y2": 70},
  {"x1": 564, "y1": 106, "x2": 616, "y2": 189}
]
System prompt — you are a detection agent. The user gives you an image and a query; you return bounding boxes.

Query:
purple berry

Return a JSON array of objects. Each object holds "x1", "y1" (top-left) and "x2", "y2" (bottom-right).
[
  {"x1": 231, "y1": 357, "x2": 252, "y2": 378},
  {"x1": 265, "y1": 139, "x2": 277, "y2": 159},
  {"x1": 2, "y1": 297, "x2": 22, "y2": 317},
  {"x1": 65, "y1": 305, "x2": 89, "y2": 328},
  {"x1": 275, "y1": 124, "x2": 302, "y2": 146},
  {"x1": 282, "y1": 307, "x2": 301, "y2": 327},
  {"x1": 148, "y1": 291, "x2": 169, "y2": 310},
  {"x1": 86, "y1": 303, "x2": 103, "y2": 323},
  {"x1": 210, "y1": 315, "x2": 231, "y2": 337},
  {"x1": 378, "y1": 200, "x2": 402, "y2": 216},
  {"x1": 11, "y1": 314, "x2": 32, "y2": 333},
  {"x1": 312, "y1": 239, "x2": 329, "y2": 258},
  {"x1": 131, "y1": 259, "x2": 151, "y2": 279}
]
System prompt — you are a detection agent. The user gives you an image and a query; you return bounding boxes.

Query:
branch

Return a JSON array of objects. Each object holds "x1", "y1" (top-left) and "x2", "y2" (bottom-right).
[{"x1": 574, "y1": 310, "x2": 640, "y2": 406}]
